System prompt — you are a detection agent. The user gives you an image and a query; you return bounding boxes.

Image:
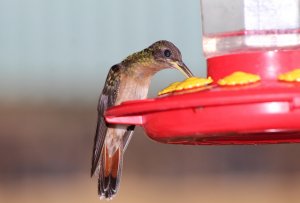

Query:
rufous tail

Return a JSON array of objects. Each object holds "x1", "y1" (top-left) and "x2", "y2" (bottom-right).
[{"x1": 98, "y1": 146, "x2": 123, "y2": 200}]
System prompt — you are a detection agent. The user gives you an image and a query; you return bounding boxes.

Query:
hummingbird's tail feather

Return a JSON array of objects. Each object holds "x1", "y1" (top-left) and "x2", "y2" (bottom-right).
[{"x1": 98, "y1": 145, "x2": 123, "y2": 200}]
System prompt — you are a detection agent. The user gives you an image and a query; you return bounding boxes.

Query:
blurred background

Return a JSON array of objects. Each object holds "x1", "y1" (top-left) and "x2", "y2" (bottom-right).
[{"x1": 1, "y1": 0, "x2": 300, "y2": 202}]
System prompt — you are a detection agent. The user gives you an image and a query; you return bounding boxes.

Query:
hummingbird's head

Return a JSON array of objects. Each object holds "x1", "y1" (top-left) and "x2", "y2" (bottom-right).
[{"x1": 149, "y1": 40, "x2": 194, "y2": 78}]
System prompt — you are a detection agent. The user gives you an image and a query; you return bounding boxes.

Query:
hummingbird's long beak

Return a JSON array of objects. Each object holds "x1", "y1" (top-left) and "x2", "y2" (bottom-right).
[{"x1": 170, "y1": 61, "x2": 194, "y2": 78}]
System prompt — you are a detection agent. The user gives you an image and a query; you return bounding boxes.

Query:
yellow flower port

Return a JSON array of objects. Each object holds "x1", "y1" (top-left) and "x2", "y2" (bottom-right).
[
  {"x1": 158, "y1": 77, "x2": 213, "y2": 95},
  {"x1": 218, "y1": 71, "x2": 261, "y2": 86},
  {"x1": 278, "y1": 69, "x2": 300, "y2": 82}
]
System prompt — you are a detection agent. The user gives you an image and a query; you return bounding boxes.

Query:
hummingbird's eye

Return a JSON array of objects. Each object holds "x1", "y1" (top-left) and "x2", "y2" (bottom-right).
[{"x1": 164, "y1": 49, "x2": 172, "y2": 58}]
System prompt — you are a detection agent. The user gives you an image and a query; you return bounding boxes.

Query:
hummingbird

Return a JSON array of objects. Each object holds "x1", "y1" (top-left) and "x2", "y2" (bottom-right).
[{"x1": 91, "y1": 40, "x2": 194, "y2": 199}]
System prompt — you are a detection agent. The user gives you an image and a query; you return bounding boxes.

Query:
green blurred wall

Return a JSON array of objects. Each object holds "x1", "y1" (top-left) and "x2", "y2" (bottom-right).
[{"x1": 0, "y1": 0, "x2": 205, "y2": 103}]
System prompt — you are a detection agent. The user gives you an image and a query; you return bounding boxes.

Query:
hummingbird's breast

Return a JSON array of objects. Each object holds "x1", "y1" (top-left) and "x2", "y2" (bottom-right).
[
  {"x1": 105, "y1": 73, "x2": 152, "y2": 157},
  {"x1": 115, "y1": 73, "x2": 151, "y2": 105}
]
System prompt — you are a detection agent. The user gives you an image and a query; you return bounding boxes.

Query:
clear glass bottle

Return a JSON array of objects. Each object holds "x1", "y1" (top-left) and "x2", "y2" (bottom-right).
[{"x1": 201, "y1": 0, "x2": 300, "y2": 58}]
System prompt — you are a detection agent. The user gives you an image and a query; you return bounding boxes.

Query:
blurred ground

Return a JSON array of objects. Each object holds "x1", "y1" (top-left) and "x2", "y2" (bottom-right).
[
  {"x1": 2, "y1": 173, "x2": 300, "y2": 203},
  {"x1": 2, "y1": 103, "x2": 300, "y2": 203}
]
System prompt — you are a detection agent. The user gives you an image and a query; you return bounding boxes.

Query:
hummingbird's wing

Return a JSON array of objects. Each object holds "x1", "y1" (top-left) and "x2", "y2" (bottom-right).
[{"x1": 91, "y1": 64, "x2": 121, "y2": 176}]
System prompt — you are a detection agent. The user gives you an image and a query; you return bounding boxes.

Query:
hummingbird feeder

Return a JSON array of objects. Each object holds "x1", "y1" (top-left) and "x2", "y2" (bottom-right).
[{"x1": 105, "y1": 0, "x2": 300, "y2": 145}]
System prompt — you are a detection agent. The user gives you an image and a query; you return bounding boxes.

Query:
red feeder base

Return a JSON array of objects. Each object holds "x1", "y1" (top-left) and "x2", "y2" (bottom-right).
[{"x1": 105, "y1": 50, "x2": 300, "y2": 145}]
